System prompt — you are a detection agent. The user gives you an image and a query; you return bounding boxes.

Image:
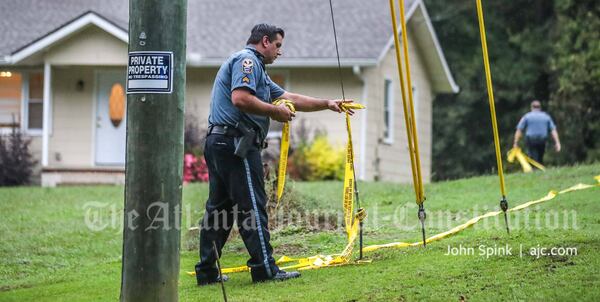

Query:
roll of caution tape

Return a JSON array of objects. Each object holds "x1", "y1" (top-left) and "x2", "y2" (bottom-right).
[{"x1": 507, "y1": 147, "x2": 545, "y2": 172}]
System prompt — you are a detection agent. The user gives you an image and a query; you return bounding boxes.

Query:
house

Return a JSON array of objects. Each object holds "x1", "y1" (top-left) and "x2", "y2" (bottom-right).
[{"x1": 0, "y1": 0, "x2": 458, "y2": 186}]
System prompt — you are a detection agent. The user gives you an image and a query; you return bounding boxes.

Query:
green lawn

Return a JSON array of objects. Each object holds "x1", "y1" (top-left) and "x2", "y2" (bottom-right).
[{"x1": 0, "y1": 163, "x2": 599, "y2": 301}]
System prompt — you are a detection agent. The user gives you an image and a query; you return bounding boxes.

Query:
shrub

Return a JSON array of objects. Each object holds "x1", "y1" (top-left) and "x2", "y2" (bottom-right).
[
  {"x1": 0, "y1": 127, "x2": 37, "y2": 186},
  {"x1": 287, "y1": 134, "x2": 344, "y2": 181},
  {"x1": 183, "y1": 115, "x2": 209, "y2": 184},
  {"x1": 304, "y1": 135, "x2": 345, "y2": 181},
  {"x1": 183, "y1": 153, "x2": 209, "y2": 184},
  {"x1": 284, "y1": 119, "x2": 345, "y2": 181}
]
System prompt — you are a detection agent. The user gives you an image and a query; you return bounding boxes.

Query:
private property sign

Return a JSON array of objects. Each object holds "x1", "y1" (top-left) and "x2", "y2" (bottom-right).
[{"x1": 127, "y1": 51, "x2": 173, "y2": 94}]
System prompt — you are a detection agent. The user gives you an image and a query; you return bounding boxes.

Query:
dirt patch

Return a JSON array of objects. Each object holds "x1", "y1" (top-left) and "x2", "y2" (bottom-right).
[
  {"x1": 265, "y1": 174, "x2": 338, "y2": 232},
  {"x1": 545, "y1": 254, "x2": 576, "y2": 272},
  {"x1": 274, "y1": 243, "x2": 309, "y2": 255}
]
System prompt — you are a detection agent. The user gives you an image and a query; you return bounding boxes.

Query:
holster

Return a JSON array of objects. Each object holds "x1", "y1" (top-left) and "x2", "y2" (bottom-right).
[{"x1": 233, "y1": 121, "x2": 258, "y2": 158}]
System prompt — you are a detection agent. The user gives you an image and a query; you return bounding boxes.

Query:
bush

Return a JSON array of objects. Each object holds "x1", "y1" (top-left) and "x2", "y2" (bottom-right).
[
  {"x1": 183, "y1": 115, "x2": 209, "y2": 184},
  {"x1": 0, "y1": 127, "x2": 36, "y2": 186},
  {"x1": 304, "y1": 135, "x2": 345, "y2": 180},
  {"x1": 183, "y1": 153, "x2": 208, "y2": 184},
  {"x1": 287, "y1": 134, "x2": 344, "y2": 181}
]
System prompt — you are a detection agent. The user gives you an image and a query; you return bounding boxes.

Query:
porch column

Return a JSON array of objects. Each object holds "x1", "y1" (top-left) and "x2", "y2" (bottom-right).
[{"x1": 42, "y1": 62, "x2": 51, "y2": 167}]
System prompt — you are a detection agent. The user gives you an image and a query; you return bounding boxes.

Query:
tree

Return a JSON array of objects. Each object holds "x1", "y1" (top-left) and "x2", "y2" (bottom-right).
[{"x1": 548, "y1": 0, "x2": 600, "y2": 164}]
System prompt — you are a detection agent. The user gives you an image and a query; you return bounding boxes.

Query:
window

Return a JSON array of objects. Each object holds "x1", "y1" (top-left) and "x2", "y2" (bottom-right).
[
  {"x1": 0, "y1": 70, "x2": 44, "y2": 133},
  {"x1": 27, "y1": 72, "x2": 44, "y2": 130},
  {"x1": 0, "y1": 72, "x2": 22, "y2": 128},
  {"x1": 383, "y1": 79, "x2": 393, "y2": 144}
]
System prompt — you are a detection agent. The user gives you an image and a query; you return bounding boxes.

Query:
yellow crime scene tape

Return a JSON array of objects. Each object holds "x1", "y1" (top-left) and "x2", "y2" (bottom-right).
[
  {"x1": 507, "y1": 147, "x2": 546, "y2": 172},
  {"x1": 341, "y1": 102, "x2": 366, "y2": 237},
  {"x1": 272, "y1": 99, "x2": 296, "y2": 208}
]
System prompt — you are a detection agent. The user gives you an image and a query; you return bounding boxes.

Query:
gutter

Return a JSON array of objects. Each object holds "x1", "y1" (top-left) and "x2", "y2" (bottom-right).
[
  {"x1": 0, "y1": 55, "x2": 11, "y2": 65},
  {"x1": 186, "y1": 56, "x2": 378, "y2": 68}
]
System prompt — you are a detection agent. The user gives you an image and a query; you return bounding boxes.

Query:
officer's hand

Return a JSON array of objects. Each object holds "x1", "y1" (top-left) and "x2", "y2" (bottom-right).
[
  {"x1": 329, "y1": 99, "x2": 355, "y2": 115},
  {"x1": 555, "y1": 143, "x2": 561, "y2": 152},
  {"x1": 271, "y1": 103, "x2": 295, "y2": 122}
]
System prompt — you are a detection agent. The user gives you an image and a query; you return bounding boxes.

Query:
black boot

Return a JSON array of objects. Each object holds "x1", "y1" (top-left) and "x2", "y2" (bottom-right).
[
  {"x1": 251, "y1": 268, "x2": 301, "y2": 283},
  {"x1": 196, "y1": 265, "x2": 229, "y2": 286},
  {"x1": 197, "y1": 274, "x2": 229, "y2": 286}
]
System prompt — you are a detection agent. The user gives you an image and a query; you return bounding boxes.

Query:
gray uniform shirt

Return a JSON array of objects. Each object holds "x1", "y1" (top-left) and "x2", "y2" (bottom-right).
[
  {"x1": 516, "y1": 110, "x2": 556, "y2": 138},
  {"x1": 208, "y1": 45, "x2": 285, "y2": 139}
]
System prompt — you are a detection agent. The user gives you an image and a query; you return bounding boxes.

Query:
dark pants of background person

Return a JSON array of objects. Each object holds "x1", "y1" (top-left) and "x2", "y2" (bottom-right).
[
  {"x1": 195, "y1": 132, "x2": 278, "y2": 282},
  {"x1": 525, "y1": 136, "x2": 547, "y2": 164}
]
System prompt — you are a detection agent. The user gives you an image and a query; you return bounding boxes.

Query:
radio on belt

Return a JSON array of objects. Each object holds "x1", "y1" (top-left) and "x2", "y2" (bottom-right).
[{"x1": 127, "y1": 51, "x2": 173, "y2": 94}]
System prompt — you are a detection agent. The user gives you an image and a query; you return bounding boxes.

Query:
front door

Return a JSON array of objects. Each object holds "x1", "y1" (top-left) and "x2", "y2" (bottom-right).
[{"x1": 95, "y1": 71, "x2": 126, "y2": 166}]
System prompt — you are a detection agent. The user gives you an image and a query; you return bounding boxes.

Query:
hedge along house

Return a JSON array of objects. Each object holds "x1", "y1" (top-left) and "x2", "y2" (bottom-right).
[{"x1": 0, "y1": 0, "x2": 457, "y2": 186}]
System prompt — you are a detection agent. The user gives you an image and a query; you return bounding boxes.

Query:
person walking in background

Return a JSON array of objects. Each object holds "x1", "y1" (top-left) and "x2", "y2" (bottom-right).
[{"x1": 513, "y1": 100, "x2": 561, "y2": 164}]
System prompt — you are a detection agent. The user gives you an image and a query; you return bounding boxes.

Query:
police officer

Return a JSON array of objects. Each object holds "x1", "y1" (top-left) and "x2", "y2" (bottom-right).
[
  {"x1": 513, "y1": 100, "x2": 561, "y2": 164},
  {"x1": 195, "y1": 23, "x2": 352, "y2": 285}
]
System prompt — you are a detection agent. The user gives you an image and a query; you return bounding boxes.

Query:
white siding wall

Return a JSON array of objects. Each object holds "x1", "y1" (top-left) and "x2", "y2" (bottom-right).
[
  {"x1": 47, "y1": 66, "x2": 96, "y2": 166},
  {"x1": 45, "y1": 26, "x2": 127, "y2": 66},
  {"x1": 362, "y1": 29, "x2": 433, "y2": 183},
  {"x1": 185, "y1": 68, "x2": 218, "y2": 129},
  {"x1": 29, "y1": 136, "x2": 43, "y2": 184}
]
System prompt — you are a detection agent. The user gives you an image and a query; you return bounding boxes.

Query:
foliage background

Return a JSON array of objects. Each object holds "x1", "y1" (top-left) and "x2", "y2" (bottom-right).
[{"x1": 425, "y1": 0, "x2": 599, "y2": 180}]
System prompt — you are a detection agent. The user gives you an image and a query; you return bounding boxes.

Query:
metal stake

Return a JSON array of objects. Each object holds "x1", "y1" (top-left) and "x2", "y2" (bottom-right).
[{"x1": 212, "y1": 241, "x2": 228, "y2": 302}]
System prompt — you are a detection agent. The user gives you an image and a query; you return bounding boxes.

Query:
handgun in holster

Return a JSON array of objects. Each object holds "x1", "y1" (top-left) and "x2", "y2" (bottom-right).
[{"x1": 233, "y1": 121, "x2": 257, "y2": 158}]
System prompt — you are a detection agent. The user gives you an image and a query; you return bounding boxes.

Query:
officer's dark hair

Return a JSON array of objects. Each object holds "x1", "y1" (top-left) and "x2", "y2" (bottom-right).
[{"x1": 246, "y1": 24, "x2": 285, "y2": 45}]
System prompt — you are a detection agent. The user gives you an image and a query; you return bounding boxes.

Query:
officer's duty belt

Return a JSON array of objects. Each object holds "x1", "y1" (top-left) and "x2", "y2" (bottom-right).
[
  {"x1": 208, "y1": 125, "x2": 268, "y2": 149},
  {"x1": 208, "y1": 125, "x2": 242, "y2": 137}
]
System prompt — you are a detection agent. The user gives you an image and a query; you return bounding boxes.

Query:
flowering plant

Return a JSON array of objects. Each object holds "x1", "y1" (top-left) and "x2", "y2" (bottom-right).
[{"x1": 183, "y1": 153, "x2": 209, "y2": 184}]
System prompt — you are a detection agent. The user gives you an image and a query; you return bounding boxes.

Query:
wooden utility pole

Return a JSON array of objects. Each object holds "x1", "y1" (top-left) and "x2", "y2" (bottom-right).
[{"x1": 121, "y1": 1, "x2": 187, "y2": 301}]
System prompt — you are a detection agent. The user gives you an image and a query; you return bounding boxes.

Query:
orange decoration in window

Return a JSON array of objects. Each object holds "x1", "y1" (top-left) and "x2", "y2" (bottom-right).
[{"x1": 109, "y1": 83, "x2": 125, "y2": 127}]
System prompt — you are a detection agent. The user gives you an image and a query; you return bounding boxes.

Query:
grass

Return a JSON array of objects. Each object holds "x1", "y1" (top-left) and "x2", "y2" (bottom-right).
[{"x1": 0, "y1": 163, "x2": 599, "y2": 301}]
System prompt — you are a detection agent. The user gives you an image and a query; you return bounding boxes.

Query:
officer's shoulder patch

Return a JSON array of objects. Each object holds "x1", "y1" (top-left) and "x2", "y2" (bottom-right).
[{"x1": 242, "y1": 58, "x2": 254, "y2": 74}]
